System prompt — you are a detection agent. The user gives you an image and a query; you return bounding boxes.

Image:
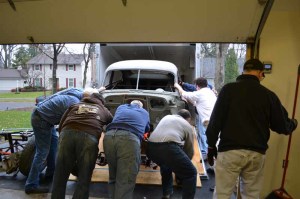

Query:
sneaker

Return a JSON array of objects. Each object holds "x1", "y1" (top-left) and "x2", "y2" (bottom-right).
[{"x1": 25, "y1": 187, "x2": 49, "y2": 194}]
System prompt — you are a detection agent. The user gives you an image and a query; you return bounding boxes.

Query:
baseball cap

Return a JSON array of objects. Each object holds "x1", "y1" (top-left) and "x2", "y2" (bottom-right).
[{"x1": 243, "y1": 59, "x2": 264, "y2": 71}]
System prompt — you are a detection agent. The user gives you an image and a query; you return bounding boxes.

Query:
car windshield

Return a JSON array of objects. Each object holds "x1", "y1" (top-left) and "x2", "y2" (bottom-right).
[{"x1": 103, "y1": 69, "x2": 175, "y2": 92}]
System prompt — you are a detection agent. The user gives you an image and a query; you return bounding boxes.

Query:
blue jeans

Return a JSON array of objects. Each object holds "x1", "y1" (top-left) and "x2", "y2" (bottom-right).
[
  {"x1": 103, "y1": 129, "x2": 141, "y2": 199},
  {"x1": 51, "y1": 129, "x2": 99, "y2": 199},
  {"x1": 196, "y1": 115, "x2": 208, "y2": 156},
  {"x1": 25, "y1": 110, "x2": 58, "y2": 189},
  {"x1": 146, "y1": 142, "x2": 197, "y2": 199}
]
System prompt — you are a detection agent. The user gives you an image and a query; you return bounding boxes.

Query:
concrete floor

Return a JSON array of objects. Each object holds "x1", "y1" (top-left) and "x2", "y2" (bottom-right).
[{"x1": 0, "y1": 167, "x2": 216, "y2": 199}]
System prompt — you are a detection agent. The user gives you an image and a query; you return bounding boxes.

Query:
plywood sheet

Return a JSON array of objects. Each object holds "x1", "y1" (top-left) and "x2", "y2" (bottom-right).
[
  {"x1": 69, "y1": 164, "x2": 201, "y2": 187},
  {"x1": 70, "y1": 129, "x2": 203, "y2": 187}
]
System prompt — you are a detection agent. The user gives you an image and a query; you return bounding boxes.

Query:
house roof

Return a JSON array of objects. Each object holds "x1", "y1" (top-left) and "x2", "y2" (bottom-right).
[
  {"x1": 0, "y1": 68, "x2": 26, "y2": 80},
  {"x1": 27, "y1": 53, "x2": 84, "y2": 65}
]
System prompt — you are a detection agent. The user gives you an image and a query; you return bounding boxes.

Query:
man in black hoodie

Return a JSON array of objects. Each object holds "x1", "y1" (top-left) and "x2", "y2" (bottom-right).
[{"x1": 51, "y1": 92, "x2": 113, "y2": 199}]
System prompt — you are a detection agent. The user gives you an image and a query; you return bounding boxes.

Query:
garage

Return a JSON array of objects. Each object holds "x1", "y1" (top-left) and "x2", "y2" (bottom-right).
[{"x1": 1, "y1": 0, "x2": 300, "y2": 198}]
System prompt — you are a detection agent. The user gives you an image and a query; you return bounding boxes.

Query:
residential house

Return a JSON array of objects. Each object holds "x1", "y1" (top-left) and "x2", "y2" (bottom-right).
[
  {"x1": 26, "y1": 53, "x2": 92, "y2": 90},
  {"x1": 0, "y1": 68, "x2": 27, "y2": 91}
]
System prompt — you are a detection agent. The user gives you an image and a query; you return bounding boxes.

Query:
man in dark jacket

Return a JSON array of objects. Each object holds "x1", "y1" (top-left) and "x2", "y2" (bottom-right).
[
  {"x1": 103, "y1": 100, "x2": 150, "y2": 199},
  {"x1": 51, "y1": 93, "x2": 113, "y2": 199},
  {"x1": 206, "y1": 59, "x2": 298, "y2": 199}
]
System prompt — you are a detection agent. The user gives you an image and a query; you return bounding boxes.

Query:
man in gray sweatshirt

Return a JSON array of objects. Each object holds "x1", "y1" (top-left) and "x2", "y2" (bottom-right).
[{"x1": 146, "y1": 109, "x2": 197, "y2": 199}]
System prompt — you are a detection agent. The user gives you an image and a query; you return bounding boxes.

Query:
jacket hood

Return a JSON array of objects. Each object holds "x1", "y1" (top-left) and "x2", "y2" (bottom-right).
[{"x1": 82, "y1": 96, "x2": 103, "y2": 105}]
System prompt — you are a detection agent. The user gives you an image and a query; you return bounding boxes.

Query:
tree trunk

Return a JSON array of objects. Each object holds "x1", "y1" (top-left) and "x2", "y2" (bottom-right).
[
  {"x1": 52, "y1": 57, "x2": 57, "y2": 93},
  {"x1": 82, "y1": 43, "x2": 94, "y2": 88},
  {"x1": 214, "y1": 43, "x2": 229, "y2": 92},
  {"x1": 4, "y1": 45, "x2": 8, "y2": 69},
  {"x1": 52, "y1": 46, "x2": 58, "y2": 94},
  {"x1": 83, "y1": 65, "x2": 87, "y2": 88}
]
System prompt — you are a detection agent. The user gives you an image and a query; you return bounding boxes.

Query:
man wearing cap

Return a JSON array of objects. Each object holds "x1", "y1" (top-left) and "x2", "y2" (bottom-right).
[
  {"x1": 103, "y1": 100, "x2": 150, "y2": 199},
  {"x1": 206, "y1": 58, "x2": 298, "y2": 198},
  {"x1": 51, "y1": 92, "x2": 113, "y2": 199}
]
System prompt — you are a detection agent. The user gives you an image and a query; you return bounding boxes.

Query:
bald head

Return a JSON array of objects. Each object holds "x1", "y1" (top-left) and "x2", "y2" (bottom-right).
[{"x1": 131, "y1": 100, "x2": 143, "y2": 108}]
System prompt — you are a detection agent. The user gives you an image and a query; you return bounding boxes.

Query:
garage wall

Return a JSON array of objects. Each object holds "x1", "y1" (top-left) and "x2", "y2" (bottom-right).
[{"x1": 260, "y1": 8, "x2": 300, "y2": 198}]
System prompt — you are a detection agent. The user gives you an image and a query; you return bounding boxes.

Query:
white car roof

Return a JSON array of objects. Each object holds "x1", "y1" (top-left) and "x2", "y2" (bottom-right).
[{"x1": 105, "y1": 60, "x2": 178, "y2": 75}]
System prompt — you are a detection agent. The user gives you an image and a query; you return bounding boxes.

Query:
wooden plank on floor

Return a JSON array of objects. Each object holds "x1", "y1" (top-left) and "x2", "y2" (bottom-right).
[
  {"x1": 70, "y1": 129, "x2": 203, "y2": 187},
  {"x1": 69, "y1": 164, "x2": 201, "y2": 187},
  {"x1": 192, "y1": 128, "x2": 205, "y2": 176}
]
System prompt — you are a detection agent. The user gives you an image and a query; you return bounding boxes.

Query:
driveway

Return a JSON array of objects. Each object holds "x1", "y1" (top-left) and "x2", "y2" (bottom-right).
[{"x1": 0, "y1": 102, "x2": 35, "y2": 111}]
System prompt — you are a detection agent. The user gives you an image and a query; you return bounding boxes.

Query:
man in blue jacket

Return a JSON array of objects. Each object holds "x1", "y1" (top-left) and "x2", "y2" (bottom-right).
[
  {"x1": 25, "y1": 88, "x2": 97, "y2": 194},
  {"x1": 103, "y1": 100, "x2": 150, "y2": 199}
]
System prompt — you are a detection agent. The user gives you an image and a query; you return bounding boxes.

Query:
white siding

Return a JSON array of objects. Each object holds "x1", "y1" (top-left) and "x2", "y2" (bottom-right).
[{"x1": 28, "y1": 62, "x2": 92, "y2": 89}]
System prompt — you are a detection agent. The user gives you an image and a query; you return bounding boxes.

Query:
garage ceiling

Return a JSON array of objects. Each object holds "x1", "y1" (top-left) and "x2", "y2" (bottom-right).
[
  {"x1": 1, "y1": 0, "x2": 297, "y2": 68},
  {"x1": 0, "y1": 0, "x2": 274, "y2": 44}
]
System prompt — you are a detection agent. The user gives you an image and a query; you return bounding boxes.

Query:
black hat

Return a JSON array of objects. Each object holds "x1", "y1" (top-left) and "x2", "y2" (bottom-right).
[{"x1": 243, "y1": 59, "x2": 264, "y2": 71}]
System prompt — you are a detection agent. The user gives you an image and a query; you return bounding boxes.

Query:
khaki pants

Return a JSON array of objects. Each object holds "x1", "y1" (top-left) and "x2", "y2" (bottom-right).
[{"x1": 213, "y1": 149, "x2": 265, "y2": 199}]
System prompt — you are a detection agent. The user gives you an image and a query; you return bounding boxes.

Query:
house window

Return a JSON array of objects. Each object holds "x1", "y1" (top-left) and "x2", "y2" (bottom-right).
[
  {"x1": 34, "y1": 65, "x2": 41, "y2": 71},
  {"x1": 34, "y1": 78, "x2": 42, "y2": 87},
  {"x1": 68, "y1": 65, "x2": 74, "y2": 71},
  {"x1": 68, "y1": 78, "x2": 75, "y2": 88}
]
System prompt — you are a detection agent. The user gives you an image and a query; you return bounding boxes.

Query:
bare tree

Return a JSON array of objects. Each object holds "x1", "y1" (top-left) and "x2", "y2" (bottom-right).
[
  {"x1": 214, "y1": 43, "x2": 229, "y2": 92},
  {"x1": 0, "y1": 45, "x2": 17, "y2": 68},
  {"x1": 201, "y1": 43, "x2": 216, "y2": 57},
  {"x1": 51, "y1": 44, "x2": 65, "y2": 93},
  {"x1": 232, "y1": 44, "x2": 246, "y2": 58},
  {"x1": 33, "y1": 44, "x2": 65, "y2": 93},
  {"x1": 82, "y1": 43, "x2": 95, "y2": 88},
  {"x1": 26, "y1": 68, "x2": 43, "y2": 87}
]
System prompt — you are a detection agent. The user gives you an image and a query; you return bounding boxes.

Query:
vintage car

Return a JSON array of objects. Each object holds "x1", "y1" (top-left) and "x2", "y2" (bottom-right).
[{"x1": 100, "y1": 60, "x2": 187, "y2": 131}]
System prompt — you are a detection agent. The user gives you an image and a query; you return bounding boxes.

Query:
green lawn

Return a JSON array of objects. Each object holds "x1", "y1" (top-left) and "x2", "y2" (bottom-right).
[
  {"x1": 0, "y1": 111, "x2": 31, "y2": 129},
  {"x1": 0, "y1": 91, "x2": 51, "y2": 98},
  {"x1": 0, "y1": 91, "x2": 51, "y2": 102}
]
